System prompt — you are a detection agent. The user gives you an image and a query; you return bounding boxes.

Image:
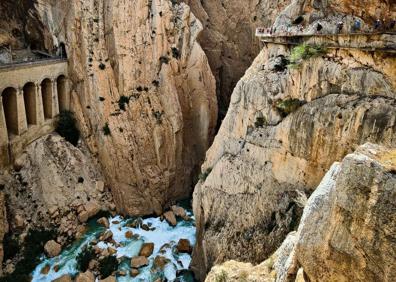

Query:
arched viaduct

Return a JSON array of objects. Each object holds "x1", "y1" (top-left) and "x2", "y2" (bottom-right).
[{"x1": 0, "y1": 59, "x2": 70, "y2": 167}]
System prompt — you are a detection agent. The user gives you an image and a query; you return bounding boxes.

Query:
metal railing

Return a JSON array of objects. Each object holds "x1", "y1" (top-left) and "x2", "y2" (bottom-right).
[
  {"x1": 255, "y1": 27, "x2": 396, "y2": 37},
  {"x1": 0, "y1": 57, "x2": 67, "y2": 70}
]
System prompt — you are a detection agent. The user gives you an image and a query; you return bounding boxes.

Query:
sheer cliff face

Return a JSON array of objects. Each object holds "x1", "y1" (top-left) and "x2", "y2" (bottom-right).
[
  {"x1": 183, "y1": 0, "x2": 291, "y2": 116},
  {"x1": 34, "y1": 0, "x2": 217, "y2": 216},
  {"x1": 205, "y1": 144, "x2": 396, "y2": 282},
  {"x1": 192, "y1": 1, "x2": 396, "y2": 278}
]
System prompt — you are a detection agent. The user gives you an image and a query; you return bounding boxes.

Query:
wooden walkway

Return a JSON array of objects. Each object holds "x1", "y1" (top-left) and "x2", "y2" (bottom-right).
[{"x1": 255, "y1": 30, "x2": 396, "y2": 53}]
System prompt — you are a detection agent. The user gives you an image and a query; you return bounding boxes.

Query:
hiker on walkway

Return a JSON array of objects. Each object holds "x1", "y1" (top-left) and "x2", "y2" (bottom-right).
[
  {"x1": 374, "y1": 19, "x2": 381, "y2": 30},
  {"x1": 352, "y1": 19, "x2": 361, "y2": 32},
  {"x1": 389, "y1": 20, "x2": 395, "y2": 30},
  {"x1": 336, "y1": 21, "x2": 344, "y2": 33}
]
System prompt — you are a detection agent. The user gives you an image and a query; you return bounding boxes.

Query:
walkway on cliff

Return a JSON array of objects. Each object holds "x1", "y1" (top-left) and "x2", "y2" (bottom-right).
[
  {"x1": 0, "y1": 55, "x2": 70, "y2": 168},
  {"x1": 256, "y1": 29, "x2": 396, "y2": 53}
]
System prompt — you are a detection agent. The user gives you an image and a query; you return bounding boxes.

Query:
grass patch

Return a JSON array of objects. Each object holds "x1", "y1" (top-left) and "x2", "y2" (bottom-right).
[
  {"x1": 288, "y1": 44, "x2": 326, "y2": 68},
  {"x1": 215, "y1": 270, "x2": 228, "y2": 282},
  {"x1": 55, "y1": 111, "x2": 80, "y2": 146},
  {"x1": 275, "y1": 99, "x2": 305, "y2": 117}
]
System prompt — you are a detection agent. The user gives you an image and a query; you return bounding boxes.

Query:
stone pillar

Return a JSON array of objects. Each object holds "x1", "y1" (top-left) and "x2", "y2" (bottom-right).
[
  {"x1": 0, "y1": 98, "x2": 10, "y2": 167},
  {"x1": 52, "y1": 79, "x2": 60, "y2": 117},
  {"x1": 64, "y1": 79, "x2": 71, "y2": 111},
  {"x1": 16, "y1": 88, "x2": 28, "y2": 135},
  {"x1": 35, "y1": 83, "x2": 45, "y2": 125}
]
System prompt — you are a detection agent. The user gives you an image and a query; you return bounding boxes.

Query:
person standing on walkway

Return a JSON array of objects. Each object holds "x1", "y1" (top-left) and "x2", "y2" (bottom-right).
[
  {"x1": 352, "y1": 19, "x2": 361, "y2": 32},
  {"x1": 337, "y1": 21, "x2": 344, "y2": 33},
  {"x1": 374, "y1": 19, "x2": 381, "y2": 31}
]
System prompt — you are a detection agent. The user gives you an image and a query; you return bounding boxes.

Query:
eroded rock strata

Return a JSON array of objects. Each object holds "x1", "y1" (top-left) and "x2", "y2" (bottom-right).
[
  {"x1": 33, "y1": 0, "x2": 218, "y2": 215},
  {"x1": 192, "y1": 1, "x2": 396, "y2": 277},
  {"x1": 205, "y1": 143, "x2": 396, "y2": 282}
]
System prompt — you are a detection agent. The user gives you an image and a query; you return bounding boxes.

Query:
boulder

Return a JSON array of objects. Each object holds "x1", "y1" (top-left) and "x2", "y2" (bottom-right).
[
  {"x1": 99, "y1": 276, "x2": 116, "y2": 282},
  {"x1": 125, "y1": 230, "x2": 133, "y2": 239},
  {"x1": 40, "y1": 264, "x2": 50, "y2": 275},
  {"x1": 97, "y1": 217, "x2": 109, "y2": 228},
  {"x1": 131, "y1": 256, "x2": 149, "y2": 268},
  {"x1": 171, "y1": 205, "x2": 187, "y2": 219},
  {"x1": 76, "y1": 271, "x2": 95, "y2": 282},
  {"x1": 139, "y1": 242, "x2": 154, "y2": 257},
  {"x1": 44, "y1": 240, "x2": 62, "y2": 257},
  {"x1": 163, "y1": 211, "x2": 177, "y2": 226},
  {"x1": 153, "y1": 255, "x2": 170, "y2": 270},
  {"x1": 53, "y1": 275, "x2": 72, "y2": 282},
  {"x1": 130, "y1": 268, "x2": 139, "y2": 277},
  {"x1": 176, "y1": 239, "x2": 192, "y2": 254},
  {"x1": 78, "y1": 201, "x2": 101, "y2": 223},
  {"x1": 100, "y1": 230, "x2": 113, "y2": 241}
]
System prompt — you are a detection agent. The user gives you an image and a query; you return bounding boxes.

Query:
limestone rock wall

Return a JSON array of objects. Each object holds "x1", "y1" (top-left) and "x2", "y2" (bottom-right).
[
  {"x1": 0, "y1": 134, "x2": 111, "y2": 243},
  {"x1": 205, "y1": 143, "x2": 396, "y2": 282},
  {"x1": 183, "y1": 0, "x2": 291, "y2": 116},
  {"x1": 34, "y1": 0, "x2": 217, "y2": 216},
  {"x1": 192, "y1": 2, "x2": 396, "y2": 276}
]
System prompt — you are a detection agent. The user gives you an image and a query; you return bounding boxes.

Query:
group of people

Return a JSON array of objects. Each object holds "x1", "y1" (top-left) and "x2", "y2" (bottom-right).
[{"x1": 256, "y1": 17, "x2": 396, "y2": 37}]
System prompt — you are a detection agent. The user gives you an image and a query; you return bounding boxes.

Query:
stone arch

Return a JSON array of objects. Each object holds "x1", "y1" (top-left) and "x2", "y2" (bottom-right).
[
  {"x1": 41, "y1": 78, "x2": 53, "y2": 119},
  {"x1": 57, "y1": 75, "x2": 68, "y2": 111},
  {"x1": 1, "y1": 87, "x2": 18, "y2": 137},
  {"x1": 23, "y1": 82, "x2": 37, "y2": 125}
]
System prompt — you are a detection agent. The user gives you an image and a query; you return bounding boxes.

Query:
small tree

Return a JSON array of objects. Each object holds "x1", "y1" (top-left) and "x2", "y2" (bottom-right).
[
  {"x1": 99, "y1": 256, "x2": 119, "y2": 278},
  {"x1": 56, "y1": 111, "x2": 80, "y2": 146}
]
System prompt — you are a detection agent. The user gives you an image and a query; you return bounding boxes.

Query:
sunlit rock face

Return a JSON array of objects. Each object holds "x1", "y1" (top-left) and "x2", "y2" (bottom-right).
[
  {"x1": 204, "y1": 144, "x2": 396, "y2": 282},
  {"x1": 191, "y1": 0, "x2": 396, "y2": 277},
  {"x1": 32, "y1": 0, "x2": 218, "y2": 216}
]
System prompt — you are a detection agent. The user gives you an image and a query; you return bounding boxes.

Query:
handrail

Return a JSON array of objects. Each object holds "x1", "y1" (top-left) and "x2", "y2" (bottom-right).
[
  {"x1": 0, "y1": 57, "x2": 67, "y2": 70},
  {"x1": 255, "y1": 28, "x2": 396, "y2": 37}
]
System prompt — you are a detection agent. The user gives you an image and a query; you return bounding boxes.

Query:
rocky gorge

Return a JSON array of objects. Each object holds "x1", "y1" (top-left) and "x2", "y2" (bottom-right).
[{"x1": 0, "y1": 0, "x2": 395, "y2": 281}]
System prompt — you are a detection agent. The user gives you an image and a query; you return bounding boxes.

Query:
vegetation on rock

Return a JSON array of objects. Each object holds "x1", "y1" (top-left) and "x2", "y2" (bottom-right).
[
  {"x1": 55, "y1": 111, "x2": 80, "y2": 146},
  {"x1": 275, "y1": 99, "x2": 305, "y2": 117},
  {"x1": 288, "y1": 44, "x2": 326, "y2": 68}
]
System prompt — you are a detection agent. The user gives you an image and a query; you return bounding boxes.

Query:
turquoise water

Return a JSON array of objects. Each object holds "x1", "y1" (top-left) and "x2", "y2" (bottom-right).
[{"x1": 31, "y1": 210, "x2": 196, "y2": 282}]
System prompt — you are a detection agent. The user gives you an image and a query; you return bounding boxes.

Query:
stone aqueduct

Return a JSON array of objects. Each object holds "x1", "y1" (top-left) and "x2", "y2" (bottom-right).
[{"x1": 0, "y1": 60, "x2": 70, "y2": 167}]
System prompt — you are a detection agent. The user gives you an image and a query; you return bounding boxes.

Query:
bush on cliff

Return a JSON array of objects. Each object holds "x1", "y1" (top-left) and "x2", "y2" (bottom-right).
[
  {"x1": 56, "y1": 110, "x2": 80, "y2": 146},
  {"x1": 288, "y1": 44, "x2": 326, "y2": 68},
  {"x1": 275, "y1": 99, "x2": 305, "y2": 117}
]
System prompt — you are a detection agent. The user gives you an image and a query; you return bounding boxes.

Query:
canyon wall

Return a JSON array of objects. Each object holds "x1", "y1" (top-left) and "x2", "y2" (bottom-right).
[
  {"x1": 183, "y1": 0, "x2": 291, "y2": 117},
  {"x1": 205, "y1": 143, "x2": 396, "y2": 282},
  {"x1": 33, "y1": 0, "x2": 218, "y2": 216},
  {"x1": 192, "y1": 0, "x2": 396, "y2": 279}
]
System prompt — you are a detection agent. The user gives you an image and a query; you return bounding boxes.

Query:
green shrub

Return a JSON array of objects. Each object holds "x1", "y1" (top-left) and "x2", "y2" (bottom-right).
[
  {"x1": 254, "y1": 116, "x2": 267, "y2": 128},
  {"x1": 288, "y1": 44, "x2": 326, "y2": 68},
  {"x1": 199, "y1": 168, "x2": 212, "y2": 182},
  {"x1": 275, "y1": 99, "x2": 305, "y2": 117},
  {"x1": 153, "y1": 111, "x2": 164, "y2": 124},
  {"x1": 215, "y1": 270, "x2": 228, "y2": 282},
  {"x1": 103, "y1": 123, "x2": 111, "y2": 136},
  {"x1": 118, "y1": 95, "x2": 130, "y2": 111},
  {"x1": 76, "y1": 246, "x2": 95, "y2": 272},
  {"x1": 99, "y1": 256, "x2": 119, "y2": 278},
  {"x1": 56, "y1": 111, "x2": 80, "y2": 146}
]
